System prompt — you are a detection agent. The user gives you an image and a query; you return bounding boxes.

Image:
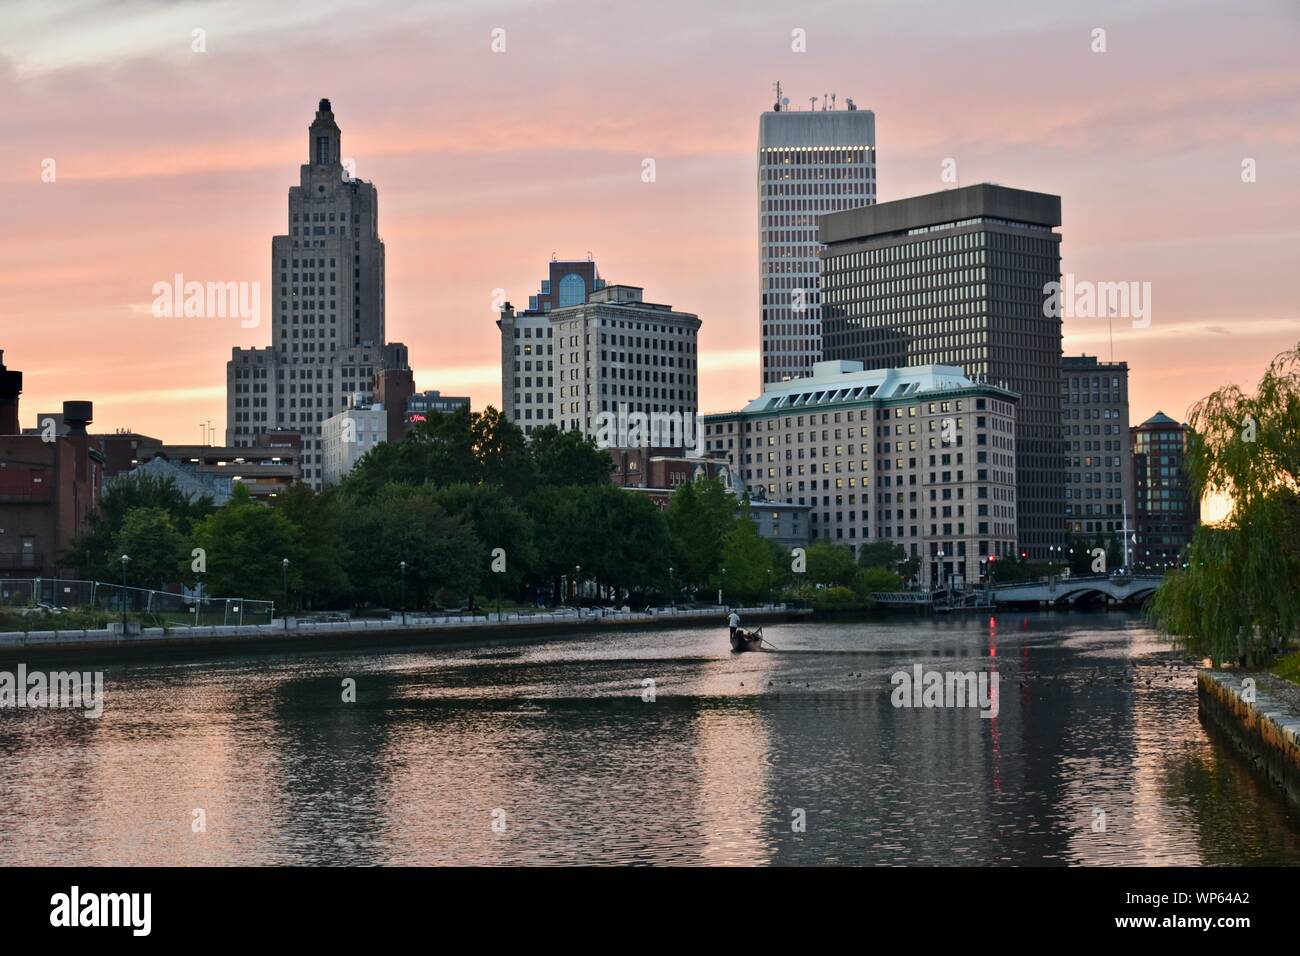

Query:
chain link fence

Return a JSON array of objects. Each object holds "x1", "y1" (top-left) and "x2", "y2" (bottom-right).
[{"x1": 0, "y1": 577, "x2": 273, "y2": 627}]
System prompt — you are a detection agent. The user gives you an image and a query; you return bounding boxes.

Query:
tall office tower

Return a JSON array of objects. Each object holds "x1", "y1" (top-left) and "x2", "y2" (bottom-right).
[
  {"x1": 703, "y1": 361, "x2": 1019, "y2": 587},
  {"x1": 758, "y1": 88, "x2": 875, "y2": 386},
  {"x1": 553, "y1": 284, "x2": 700, "y2": 440},
  {"x1": 1131, "y1": 412, "x2": 1199, "y2": 571},
  {"x1": 497, "y1": 259, "x2": 604, "y2": 436},
  {"x1": 820, "y1": 183, "x2": 1065, "y2": 558},
  {"x1": 227, "y1": 99, "x2": 408, "y2": 487},
  {"x1": 1062, "y1": 355, "x2": 1134, "y2": 555}
]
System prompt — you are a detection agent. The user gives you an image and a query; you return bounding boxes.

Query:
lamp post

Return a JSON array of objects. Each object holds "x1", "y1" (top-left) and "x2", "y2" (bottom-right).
[
  {"x1": 281, "y1": 557, "x2": 290, "y2": 630},
  {"x1": 668, "y1": 566, "x2": 674, "y2": 608},
  {"x1": 574, "y1": 565, "x2": 581, "y2": 605},
  {"x1": 936, "y1": 550, "x2": 945, "y2": 593},
  {"x1": 718, "y1": 567, "x2": 725, "y2": 608},
  {"x1": 400, "y1": 560, "x2": 407, "y2": 625},
  {"x1": 119, "y1": 553, "x2": 130, "y2": 629}
]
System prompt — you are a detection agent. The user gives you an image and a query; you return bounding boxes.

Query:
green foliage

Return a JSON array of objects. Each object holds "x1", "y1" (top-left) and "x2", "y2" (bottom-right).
[
  {"x1": 665, "y1": 479, "x2": 736, "y2": 593},
  {"x1": 64, "y1": 472, "x2": 212, "y2": 579},
  {"x1": 342, "y1": 405, "x2": 535, "y2": 497},
  {"x1": 1150, "y1": 341, "x2": 1300, "y2": 664},
  {"x1": 273, "y1": 483, "x2": 352, "y2": 609},
  {"x1": 854, "y1": 565, "x2": 903, "y2": 595},
  {"x1": 720, "y1": 509, "x2": 777, "y2": 602},
  {"x1": 114, "y1": 508, "x2": 188, "y2": 589},
  {"x1": 807, "y1": 586, "x2": 874, "y2": 612},
  {"x1": 526, "y1": 426, "x2": 614, "y2": 487},
  {"x1": 190, "y1": 485, "x2": 304, "y2": 603},
  {"x1": 343, "y1": 484, "x2": 484, "y2": 609},
  {"x1": 805, "y1": 541, "x2": 858, "y2": 588},
  {"x1": 430, "y1": 483, "x2": 538, "y2": 594}
]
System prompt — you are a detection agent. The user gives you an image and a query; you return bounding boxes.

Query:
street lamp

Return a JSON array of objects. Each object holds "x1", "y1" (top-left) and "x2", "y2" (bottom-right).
[
  {"x1": 400, "y1": 560, "x2": 407, "y2": 625},
  {"x1": 936, "y1": 550, "x2": 945, "y2": 592},
  {"x1": 668, "y1": 566, "x2": 674, "y2": 608},
  {"x1": 119, "y1": 553, "x2": 130, "y2": 629},
  {"x1": 574, "y1": 565, "x2": 581, "y2": 604},
  {"x1": 281, "y1": 557, "x2": 290, "y2": 630}
]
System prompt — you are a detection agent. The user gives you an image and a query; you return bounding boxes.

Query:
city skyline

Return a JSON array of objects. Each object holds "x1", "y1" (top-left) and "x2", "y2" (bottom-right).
[{"x1": 1, "y1": 0, "x2": 1297, "y2": 476}]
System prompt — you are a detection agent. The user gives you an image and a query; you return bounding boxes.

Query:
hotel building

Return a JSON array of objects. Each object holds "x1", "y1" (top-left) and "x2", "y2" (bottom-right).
[{"x1": 703, "y1": 360, "x2": 1018, "y2": 589}]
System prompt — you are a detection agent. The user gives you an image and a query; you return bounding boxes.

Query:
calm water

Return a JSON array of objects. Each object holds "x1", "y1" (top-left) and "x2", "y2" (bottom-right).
[{"x1": 2, "y1": 612, "x2": 1299, "y2": 866}]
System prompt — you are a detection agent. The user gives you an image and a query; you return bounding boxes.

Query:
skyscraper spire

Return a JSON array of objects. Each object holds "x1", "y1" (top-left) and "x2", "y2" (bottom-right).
[{"x1": 309, "y1": 98, "x2": 341, "y2": 167}]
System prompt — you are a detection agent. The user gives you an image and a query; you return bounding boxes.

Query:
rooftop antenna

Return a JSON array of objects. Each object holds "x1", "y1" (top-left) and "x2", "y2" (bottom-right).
[
  {"x1": 808, "y1": 96, "x2": 817, "y2": 112},
  {"x1": 773, "y1": 80, "x2": 783, "y2": 111},
  {"x1": 845, "y1": 97, "x2": 857, "y2": 111},
  {"x1": 830, "y1": 92, "x2": 836, "y2": 110}
]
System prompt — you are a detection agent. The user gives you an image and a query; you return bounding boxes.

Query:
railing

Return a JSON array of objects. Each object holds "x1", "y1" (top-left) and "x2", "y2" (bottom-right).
[{"x1": 0, "y1": 577, "x2": 274, "y2": 626}]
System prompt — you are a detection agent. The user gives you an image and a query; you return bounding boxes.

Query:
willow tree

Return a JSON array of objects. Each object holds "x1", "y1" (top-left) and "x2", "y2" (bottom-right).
[{"x1": 1150, "y1": 340, "x2": 1300, "y2": 664}]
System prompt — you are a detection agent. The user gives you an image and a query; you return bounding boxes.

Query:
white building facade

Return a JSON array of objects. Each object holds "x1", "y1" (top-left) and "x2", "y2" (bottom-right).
[
  {"x1": 759, "y1": 98, "x2": 876, "y2": 386},
  {"x1": 321, "y1": 400, "x2": 387, "y2": 487}
]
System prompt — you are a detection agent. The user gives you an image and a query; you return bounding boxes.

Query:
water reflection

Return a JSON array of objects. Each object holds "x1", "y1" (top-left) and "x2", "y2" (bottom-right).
[{"x1": 1, "y1": 612, "x2": 1298, "y2": 865}]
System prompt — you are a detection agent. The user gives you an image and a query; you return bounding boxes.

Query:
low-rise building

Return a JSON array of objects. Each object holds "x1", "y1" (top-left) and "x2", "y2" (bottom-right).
[
  {"x1": 0, "y1": 392, "x2": 106, "y2": 577},
  {"x1": 321, "y1": 396, "x2": 387, "y2": 487},
  {"x1": 133, "y1": 431, "x2": 302, "y2": 500}
]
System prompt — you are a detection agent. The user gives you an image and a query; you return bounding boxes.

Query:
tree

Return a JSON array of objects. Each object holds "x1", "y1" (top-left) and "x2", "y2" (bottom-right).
[
  {"x1": 665, "y1": 479, "x2": 736, "y2": 595},
  {"x1": 343, "y1": 405, "x2": 534, "y2": 498},
  {"x1": 343, "y1": 484, "x2": 484, "y2": 609},
  {"x1": 857, "y1": 540, "x2": 906, "y2": 569},
  {"x1": 527, "y1": 425, "x2": 613, "y2": 487},
  {"x1": 855, "y1": 565, "x2": 903, "y2": 595},
  {"x1": 64, "y1": 471, "x2": 212, "y2": 580},
  {"x1": 113, "y1": 508, "x2": 188, "y2": 590},
  {"x1": 579, "y1": 485, "x2": 672, "y2": 601},
  {"x1": 805, "y1": 542, "x2": 858, "y2": 588},
  {"x1": 720, "y1": 512, "x2": 777, "y2": 603},
  {"x1": 190, "y1": 485, "x2": 303, "y2": 602},
  {"x1": 430, "y1": 483, "x2": 537, "y2": 597},
  {"x1": 1151, "y1": 340, "x2": 1300, "y2": 664},
  {"x1": 274, "y1": 483, "x2": 352, "y2": 609}
]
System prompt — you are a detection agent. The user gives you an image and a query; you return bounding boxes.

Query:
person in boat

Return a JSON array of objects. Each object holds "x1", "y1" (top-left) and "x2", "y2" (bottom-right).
[{"x1": 728, "y1": 609, "x2": 740, "y2": 640}]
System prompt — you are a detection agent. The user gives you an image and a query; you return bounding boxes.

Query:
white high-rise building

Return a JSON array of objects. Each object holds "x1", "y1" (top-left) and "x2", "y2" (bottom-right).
[
  {"x1": 758, "y1": 87, "x2": 876, "y2": 386},
  {"x1": 226, "y1": 98, "x2": 408, "y2": 487},
  {"x1": 553, "y1": 284, "x2": 700, "y2": 440}
]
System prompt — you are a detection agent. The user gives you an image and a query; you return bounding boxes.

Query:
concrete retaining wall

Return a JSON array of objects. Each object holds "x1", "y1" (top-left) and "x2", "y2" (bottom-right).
[
  {"x1": 1198, "y1": 670, "x2": 1300, "y2": 810},
  {"x1": 0, "y1": 605, "x2": 811, "y2": 663}
]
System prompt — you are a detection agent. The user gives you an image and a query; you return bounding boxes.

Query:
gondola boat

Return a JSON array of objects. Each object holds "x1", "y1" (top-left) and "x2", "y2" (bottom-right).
[{"x1": 729, "y1": 626, "x2": 764, "y2": 653}]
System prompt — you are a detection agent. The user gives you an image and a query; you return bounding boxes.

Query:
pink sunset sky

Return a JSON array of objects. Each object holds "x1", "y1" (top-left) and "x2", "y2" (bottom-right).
[{"x1": 1, "y1": 0, "x2": 1297, "y2": 467}]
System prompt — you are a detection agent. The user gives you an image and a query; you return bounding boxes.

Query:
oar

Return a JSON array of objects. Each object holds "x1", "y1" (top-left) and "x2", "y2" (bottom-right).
[{"x1": 759, "y1": 630, "x2": 780, "y2": 650}]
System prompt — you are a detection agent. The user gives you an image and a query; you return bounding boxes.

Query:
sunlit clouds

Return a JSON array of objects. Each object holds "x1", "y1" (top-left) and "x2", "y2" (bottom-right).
[{"x1": 1, "y1": 0, "x2": 1297, "y2": 440}]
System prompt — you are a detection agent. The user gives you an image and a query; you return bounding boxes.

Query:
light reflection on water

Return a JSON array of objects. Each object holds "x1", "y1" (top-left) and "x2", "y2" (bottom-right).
[{"x1": 1, "y1": 611, "x2": 1298, "y2": 865}]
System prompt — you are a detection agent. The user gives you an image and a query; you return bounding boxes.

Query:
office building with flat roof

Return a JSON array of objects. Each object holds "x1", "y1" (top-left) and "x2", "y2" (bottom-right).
[
  {"x1": 819, "y1": 183, "x2": 1064, "y2": 558},
  {"x1": 759, "y1": 91, "x2": 876, "y2": 385}
]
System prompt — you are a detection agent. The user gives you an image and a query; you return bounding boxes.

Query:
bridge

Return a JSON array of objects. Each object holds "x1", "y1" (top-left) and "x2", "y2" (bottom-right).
[
  {"x1": 870, "y1": 574, "x2": 1163, "y2": 610},
  {"x1": 991, "y1": 574, "x2": 1163, "y2": 607}
]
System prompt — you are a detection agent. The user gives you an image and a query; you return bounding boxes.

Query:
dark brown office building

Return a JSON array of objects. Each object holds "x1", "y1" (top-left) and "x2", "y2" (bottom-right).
[
  {"x1": 1131, "y1": 411, "x2": 1198, "y2": 570},
  {"x1": 819, "y1": 183, "x2": 1065, "y2": 558}
]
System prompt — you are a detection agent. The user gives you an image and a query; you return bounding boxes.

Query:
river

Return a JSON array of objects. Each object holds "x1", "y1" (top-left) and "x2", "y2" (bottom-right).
[{"x1": 2, "y1": 611, "x2": 1298, "y2": 865}]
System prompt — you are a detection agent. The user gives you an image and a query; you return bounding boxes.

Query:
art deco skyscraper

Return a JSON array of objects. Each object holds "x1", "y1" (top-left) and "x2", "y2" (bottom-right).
[
  {"x1": 758, "y1": 88, "x2": 876, "y2": 386},
  {"x1": 226, "y1": 99, "x2": 408, "y2": 487}
]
